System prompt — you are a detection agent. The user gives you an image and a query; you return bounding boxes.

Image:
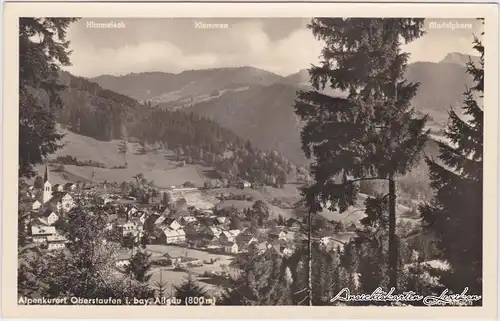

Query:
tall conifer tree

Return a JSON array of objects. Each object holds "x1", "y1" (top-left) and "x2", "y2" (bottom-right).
[
  {"x1": 294, "y1": 18, "x2": 428, "y2": 297},
  {"x1": 419, "y1": 20, "x2": 484, "y2": 296},
  {"x1": 19, "y1": 18, "x2": 79, "y2": 178}
]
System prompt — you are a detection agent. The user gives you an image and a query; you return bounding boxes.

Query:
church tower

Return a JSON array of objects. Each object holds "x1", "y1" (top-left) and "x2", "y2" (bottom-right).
[{"x1": 42, "y1": 164, "x2": 52, "y2": 203}]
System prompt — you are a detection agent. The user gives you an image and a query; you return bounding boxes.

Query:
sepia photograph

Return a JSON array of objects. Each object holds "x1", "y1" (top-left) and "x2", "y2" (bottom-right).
[{"x1": 3, "y1": 1, "x2": 499, "y2": 319}]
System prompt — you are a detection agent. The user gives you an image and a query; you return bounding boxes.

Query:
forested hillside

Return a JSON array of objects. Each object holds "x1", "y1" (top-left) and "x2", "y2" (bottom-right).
[{"x1": 34, "y1": 71, "x2": 296, "y2": 187}]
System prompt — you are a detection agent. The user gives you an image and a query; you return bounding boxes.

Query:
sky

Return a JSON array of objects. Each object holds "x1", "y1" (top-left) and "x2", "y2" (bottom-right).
[{"x1": 63, "y1": 18, "x2": 483, "y2": 78}]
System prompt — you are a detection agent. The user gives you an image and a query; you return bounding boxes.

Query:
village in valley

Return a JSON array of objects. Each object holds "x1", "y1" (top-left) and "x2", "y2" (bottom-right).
[
  {"x1": 19, "y1": 160, "x2": 357, "y2": 296},
  {"x1": 16, "y1": 17, "x2": 485, "y2": 307}
]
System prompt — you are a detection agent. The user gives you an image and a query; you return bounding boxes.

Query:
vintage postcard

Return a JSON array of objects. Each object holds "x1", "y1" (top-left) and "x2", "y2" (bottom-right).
[{"x1": 2, "y1": 1, "x2": 499, "y2": 319}]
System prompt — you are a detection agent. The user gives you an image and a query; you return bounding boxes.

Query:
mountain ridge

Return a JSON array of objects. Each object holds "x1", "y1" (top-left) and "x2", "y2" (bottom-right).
[{"x1": 86, "y1": 52, "x2": 478, "y2": 164}]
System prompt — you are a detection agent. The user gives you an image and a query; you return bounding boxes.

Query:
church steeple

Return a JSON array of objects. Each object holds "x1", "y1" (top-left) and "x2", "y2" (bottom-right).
[
  {"x1": 44, "y1": 164, "x2": 49, "y2": 183},
  {"x1": 42, "y1": 164, "x2": 52, "y2": 203}
]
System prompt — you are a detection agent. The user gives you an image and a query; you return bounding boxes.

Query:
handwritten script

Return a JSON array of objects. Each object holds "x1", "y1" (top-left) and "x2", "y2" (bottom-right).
[{"x1": 330, "y1": 287, "x2": 481, "y2": 306}]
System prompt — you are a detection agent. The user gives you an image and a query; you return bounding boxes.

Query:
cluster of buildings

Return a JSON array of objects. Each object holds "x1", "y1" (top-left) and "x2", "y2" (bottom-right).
[
  {"x1": 21, "y1": 166, "x2": 77, "y2": 250},
  {"x1": 19, "y1": 165, "x2": 355, "y2": 260},
  {"x1": 102, "y1": 196, "x2": 311, "y2": 257}
]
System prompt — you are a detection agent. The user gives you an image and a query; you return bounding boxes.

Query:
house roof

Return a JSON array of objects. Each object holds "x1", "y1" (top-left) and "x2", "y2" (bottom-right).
[
  {"x1": 221, "y1": 231, "x2": 234, "y2": 238},
  {"x1": 41, "y1": 209, "x2": 56, "y2": 218},
  {"x1": 31, "y1": 217, "x2": 49, "y2": 226},
  {"x1": 221, "y1": 240, "x2": 237, "y2": 247},
  {"x1": 235, "y1": 234, "x2": 257, "y2": 244},
  {"x1": 162, "y1": 228, "x2": 185, "y2": 237},
  {"x1": 50, "y1": 191, "x2": 70, "y2": 203},
  {"x1": 46, "y1": 234, "x2": 66, "y2": 242},
  {"x1": 216, "y1": 217, "x2": 228, "y2": 223},
  {"x1": 207, "y1": 238, "x2": 222, "y2": 246},
  {"x1": 143, "y1": 213, "x2": 161, "y2": 227},
  {"x1": 162, "y1": 228, "x2": 178, "y2": 237},
  {"x1": 31, "y1": 225, "x2": 56, "y2": 235},
  {"x1": 169, "y1": 219, "x2": 181, "y2": 225},
  {"x1": 154, "y1": 216, "x2": 166, "y2": 225},
  {"x1": 126, "y1": 204, "x2": 139, "y2": 212},
  {"x1": 229, "y1": 229, "x2": 241, "y2": 237},
  {"x1": 208, "y1": 226, "x2": 221, "y2": 235}
]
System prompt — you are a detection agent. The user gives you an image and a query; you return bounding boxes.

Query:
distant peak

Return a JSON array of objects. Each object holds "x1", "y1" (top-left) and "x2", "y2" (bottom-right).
[{"x1": 441, "y1": 52, "x2": 480, "y2": 66}]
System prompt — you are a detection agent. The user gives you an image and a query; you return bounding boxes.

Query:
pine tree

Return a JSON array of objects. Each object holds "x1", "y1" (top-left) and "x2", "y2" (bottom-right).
[
  {"x1": 419, "y1": 23, "x2": 484, "y2": 296},
  {"x1": 294, "y1": 18, "x2": 428, "y2": 296},
  {"x1": 19, "y1": 18, "x2": 79, "y2": 178},
  {"x1": 137, "y1": 142, "x2": 146, "y2": 155},
  {"x1": 19, "y1": 201, "x2": 154, "y2": 300},
  {"x1": 173, "y1": 273, "x2": 208, "y2": 305},
  {"x1": 118, "y1": 136, "x2": 128, "y2": 166},
  {"x1": 220, "y1": 248, "x2": 291, "y2": 305},
  {"x1": 153, "y1": 269, "x2": 169, "y2": 299},
  {"x1": 125, "y1": 249, "x2": 153, "y2": 283}
]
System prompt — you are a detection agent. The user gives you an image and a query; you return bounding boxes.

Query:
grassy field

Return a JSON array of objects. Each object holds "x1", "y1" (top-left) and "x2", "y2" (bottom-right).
[
  {"x1": 33, "y1": 127, "x2": 209, "y2": 187},
  {"x1": 215, "y1": 200, "x2": 254, "y2": 211}
]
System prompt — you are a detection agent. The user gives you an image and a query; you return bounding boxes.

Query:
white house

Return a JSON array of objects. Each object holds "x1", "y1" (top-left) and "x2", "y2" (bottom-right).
[
  {"x1": 248, "y1": 242, "x2": 269, "y2": 254},
  {"x1": 224, "y1": 242, "x2": 239, "y2": 254},
  {"x1": 64, "y1": 182, "x2": 77, "y2": 192},
  {"x1": 118, "y1": 221, "x2": 138, "y2": 236},
  {"x1": 127, "y1": 205, "x2": 139, "y2": 217},
  {"x1": 320, "y1": 235, "x2": 333, "y2": 246},
  {"x1": 40, "y1": 209, "x2": 59, "y2": 226},
  {"x1": 115, "y1": 259, "x2": 130, "y2": 268},
  {"x1": 235, "y1": 234, "x2": 258, "y2": 251},
  {"x1": 52, "y1": 184, "x2": 64, "y2": 192},
  {"x1": 269, "y1": 228, "x2": 288, "y2": 241},
  {"x1": 238, "y1": 181, "x2": 252, "y2": 189},
  {"x1": 161, "y1": 228, "x2": 186, "y2": 244},
  {"x1": 31, "y1": 200, "x2": 42, "y2": 211},
  {"x1": 206, "y1": 226, "x2": 222, "y2": 238},
  {"x1": 219, "y1": 231, "x2": 233, "y2": 243},
  {"x1": 31, "y1": 225, "x2": 56, "y2": 243},
  {"x1": 176, "y1": 229, "x2": 186, "y2": 242},
  {"x1": 61, "y1": 193, "x2": 75, "y2": 213},
  {"x1": 46, "y1": 234, "x2": 66, "y2": 251},
  {"x1": 169, "y1": 220, "x2": 182, "y2": 231}
]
